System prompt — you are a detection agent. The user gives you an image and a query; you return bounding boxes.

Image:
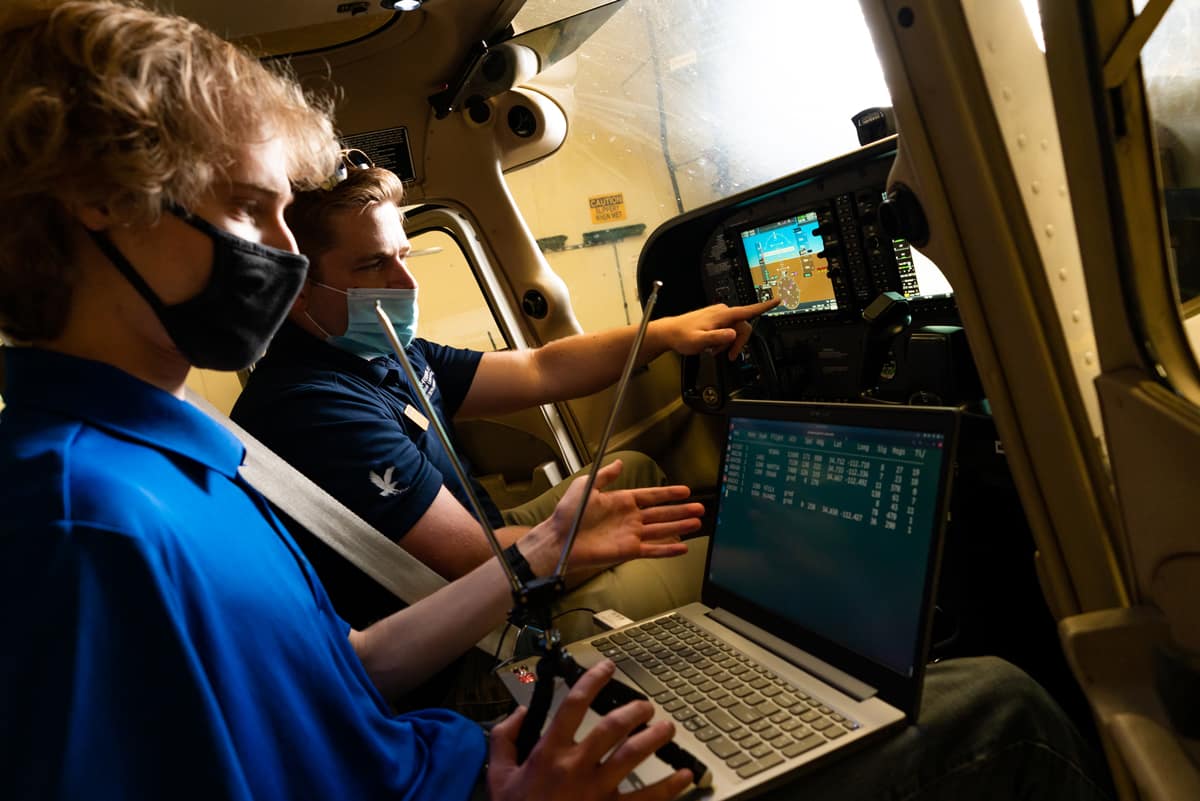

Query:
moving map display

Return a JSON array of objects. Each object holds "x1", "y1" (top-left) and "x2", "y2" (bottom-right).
[{"x1": 739, "y1": 211, "x2": 838, "y2": 315}]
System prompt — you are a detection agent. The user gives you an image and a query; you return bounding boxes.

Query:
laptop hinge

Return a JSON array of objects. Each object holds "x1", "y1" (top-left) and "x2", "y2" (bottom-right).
[{"x1": 707, "y1": 608, "x2": 878, "y2": 702}]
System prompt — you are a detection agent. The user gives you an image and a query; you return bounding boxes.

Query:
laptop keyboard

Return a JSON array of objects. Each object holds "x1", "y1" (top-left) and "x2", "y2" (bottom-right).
[{"x1": 589, "y1": 614, "x2": 860, "y2": 779}]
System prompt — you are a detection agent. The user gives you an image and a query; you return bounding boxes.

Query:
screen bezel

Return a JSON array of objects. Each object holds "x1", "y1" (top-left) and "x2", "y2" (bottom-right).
[
  {"x1": 727, "y1": 210, "x2": 841, "y2": 318},
  {"x1": 701, "y1": 400, "x2": 959, "y2": 718}
]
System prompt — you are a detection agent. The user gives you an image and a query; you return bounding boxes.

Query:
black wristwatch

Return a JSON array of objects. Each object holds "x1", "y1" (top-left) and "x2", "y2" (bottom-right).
[{"x1": 502, "y1": 542, "x2": 537, "y2": 585}]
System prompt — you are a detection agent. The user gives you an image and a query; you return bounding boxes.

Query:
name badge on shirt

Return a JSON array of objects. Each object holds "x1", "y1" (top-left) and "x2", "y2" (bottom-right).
[{"x1": 403, "y1": 403, "x2": 430, "y2": 431}]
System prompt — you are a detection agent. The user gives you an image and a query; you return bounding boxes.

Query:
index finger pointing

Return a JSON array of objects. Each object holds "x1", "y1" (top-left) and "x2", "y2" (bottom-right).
[
  {"x1": 715, "y1": 297, "x2": 782, "y2": 321},
  {"x1": 730, "y1": 298, "x2": 781, "y2": 320}
]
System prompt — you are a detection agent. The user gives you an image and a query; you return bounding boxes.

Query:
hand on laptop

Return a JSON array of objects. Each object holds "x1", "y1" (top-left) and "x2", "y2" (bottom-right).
[
  {"x1": 655, "y1": 298, "x2": 780, "y2": 361},
  {"x1": 521, "y1": 459, "x2": 702, "y2": 576},
  {"x1": 487, "y1": 659, "x2": 694, "y2": 801}
]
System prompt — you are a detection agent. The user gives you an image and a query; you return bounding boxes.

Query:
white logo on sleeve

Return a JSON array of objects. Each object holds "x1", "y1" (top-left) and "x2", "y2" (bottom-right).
[
  {"x1": 419, "y1": 365, "x2": 438, "y2": 398},
  {"x1": 369, "y1": 466, "x2": 403, "y2": 497}
]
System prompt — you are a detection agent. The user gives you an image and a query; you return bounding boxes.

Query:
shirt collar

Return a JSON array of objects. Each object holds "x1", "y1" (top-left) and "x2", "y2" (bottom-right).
[
  {"x1": 2, "y1": 347, "x2": 245, "y2": 479},
  {"x1": 260, "y1": 320, "x2": 395, "y2": 387}
]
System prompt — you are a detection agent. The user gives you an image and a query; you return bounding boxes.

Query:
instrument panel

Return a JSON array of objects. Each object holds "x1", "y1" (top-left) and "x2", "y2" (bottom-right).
[
  {"x1": 637, "y1": 137, "x2": 977, "y2": 410},
  {"x1": 701, "y1": 151, "x2": 954, "y2": 322},
  {"x1": 633, "y1": 142, "x2": 1073, "y2": 721}
]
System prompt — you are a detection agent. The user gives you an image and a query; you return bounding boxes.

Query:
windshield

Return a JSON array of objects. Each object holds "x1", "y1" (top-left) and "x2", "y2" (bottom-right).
[
  {"x1": 506, "y1": 0, "x2": 892, "y2": 331},
  {"x1": 513, "y1": 0, "x2": 890, "y2": 210}
]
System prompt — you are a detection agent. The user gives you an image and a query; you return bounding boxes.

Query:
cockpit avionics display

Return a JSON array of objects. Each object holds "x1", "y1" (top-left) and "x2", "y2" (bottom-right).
[{"x1": 739, "y1": 211, "x2": 839, "y2": 315}]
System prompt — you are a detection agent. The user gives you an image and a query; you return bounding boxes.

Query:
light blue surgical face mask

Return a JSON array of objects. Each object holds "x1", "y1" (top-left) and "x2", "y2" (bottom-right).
[{"x1": 306, "y1": 281, "x2": 418, "y2": 359}]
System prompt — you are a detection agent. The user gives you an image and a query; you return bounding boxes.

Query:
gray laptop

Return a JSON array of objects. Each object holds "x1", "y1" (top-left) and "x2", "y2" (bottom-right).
[{"x1": 502, "y1": 399, "x2": 960, "y2": 799}]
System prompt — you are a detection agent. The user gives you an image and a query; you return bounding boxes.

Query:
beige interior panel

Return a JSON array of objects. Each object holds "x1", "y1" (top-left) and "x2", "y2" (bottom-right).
[
  {"x1": 1060, "y1": 606, "x2": 1200, "y2": 801},
  {"x1": 457, "y1": 415, "x2": 564, "y2": 508},
  {"x1": 184, "y1": 368, "x2": 243, "y2": 416},
  {"x1": 1097, "y1": 372, "x2": 1200, "y2": 651},
  {"x1": 164, "y1": 0, "x2": 394, "y2": 42}
]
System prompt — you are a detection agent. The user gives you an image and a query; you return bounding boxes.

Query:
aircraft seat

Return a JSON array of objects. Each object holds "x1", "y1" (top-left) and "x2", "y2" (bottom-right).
[{"x1": 1060, "y1": 606, "x2": 1200, "y2": 801}]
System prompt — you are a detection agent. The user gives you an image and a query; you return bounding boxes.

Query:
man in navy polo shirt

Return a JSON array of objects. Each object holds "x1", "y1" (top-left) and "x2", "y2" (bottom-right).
[{"x1": 233, "y1": 166, "x2": 778, "y2": 637}]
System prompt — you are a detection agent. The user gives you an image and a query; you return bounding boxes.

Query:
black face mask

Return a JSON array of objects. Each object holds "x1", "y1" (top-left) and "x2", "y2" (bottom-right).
[{"x1": 87, "y1": 206, "x2": 309, "y2": 371}]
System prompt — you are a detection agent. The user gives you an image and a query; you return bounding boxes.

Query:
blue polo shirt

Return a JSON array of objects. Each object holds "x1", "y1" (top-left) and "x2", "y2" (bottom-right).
[
  {"x1": 231, "y1": 322, "x2": 504, "y2": 541},
  {"x1": 0, "y1": 347, "x2": 485, "y2": 801}
]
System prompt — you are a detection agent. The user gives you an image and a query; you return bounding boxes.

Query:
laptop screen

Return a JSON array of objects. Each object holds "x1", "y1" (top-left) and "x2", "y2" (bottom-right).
[{"x1": 709, "y1": 406, "x2": 950, "y2": 678}]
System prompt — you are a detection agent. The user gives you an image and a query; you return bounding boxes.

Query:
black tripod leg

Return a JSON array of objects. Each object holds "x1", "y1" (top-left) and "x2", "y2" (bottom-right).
[{"x1": 516, "y1": 657, "x2": 559, "y2": 763}]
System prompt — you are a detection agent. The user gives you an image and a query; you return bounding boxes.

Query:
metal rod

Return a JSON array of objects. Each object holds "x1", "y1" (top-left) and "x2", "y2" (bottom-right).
[
  {"x1": 552, "y1": 280, "x2": 662, "y2": 579},
  {"x1": 373, "y1": 302, "x2": 521, "y2": 594}
]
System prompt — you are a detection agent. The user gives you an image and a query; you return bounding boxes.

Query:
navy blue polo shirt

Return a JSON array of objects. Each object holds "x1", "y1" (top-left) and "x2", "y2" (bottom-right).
[
  {"x1": 0, "y1": 348, "x2": 485, "y2": 801},
  {"x1": 232, "y1": 322, "x2": 504, "y2": 542}
]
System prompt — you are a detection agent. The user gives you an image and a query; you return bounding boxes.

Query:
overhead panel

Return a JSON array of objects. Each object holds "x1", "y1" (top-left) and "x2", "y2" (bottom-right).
[{"x1": 160, "y1": 0, "x2": 394, "y2": 41}]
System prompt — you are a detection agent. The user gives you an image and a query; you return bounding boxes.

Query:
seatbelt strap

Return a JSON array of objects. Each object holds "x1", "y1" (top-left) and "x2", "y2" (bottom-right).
[{"x1": 186, "y1": 389, "x2": 502, "y2": 654}]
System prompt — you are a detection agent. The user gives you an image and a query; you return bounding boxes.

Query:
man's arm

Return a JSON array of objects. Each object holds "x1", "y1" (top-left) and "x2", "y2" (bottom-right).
[
  {"x1": 349, "y1": 461, "x2": 703, "y2": 697},
  {"x1": 402, "y1": 486, "x2": 528, "y2": 579},
  {"x1": 234, "y1": 378, "x2": 520, "y2": 580},
  {"x1": 457, "y1": 300, "x2": 779, "y2": 419}
]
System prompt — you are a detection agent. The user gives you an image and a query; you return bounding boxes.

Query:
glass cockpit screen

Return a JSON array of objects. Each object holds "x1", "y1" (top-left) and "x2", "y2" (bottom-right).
[{"x1": 739, "y1": 212, "x2": 838, "y2": 314}]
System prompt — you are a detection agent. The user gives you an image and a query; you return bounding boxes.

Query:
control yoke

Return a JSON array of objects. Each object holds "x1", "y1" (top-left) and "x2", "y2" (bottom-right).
[{"x1": 860, "y1": 291, "x2": 912, "y2": 393}]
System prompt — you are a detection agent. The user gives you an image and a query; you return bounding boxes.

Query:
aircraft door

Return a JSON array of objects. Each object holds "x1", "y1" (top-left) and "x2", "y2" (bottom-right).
[
  {"x1": 1041, "y1": 1, "x2": 1200, "y2": 797},
  {"x1": 402, "y1": 207, "x2": 583, "y2": 507},
  {"x1": 865, "y1": 0, "x2": 1200, "y2": 796}
]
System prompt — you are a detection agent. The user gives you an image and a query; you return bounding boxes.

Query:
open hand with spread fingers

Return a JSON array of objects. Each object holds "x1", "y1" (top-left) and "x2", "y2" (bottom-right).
[{"x1": 487, "y1": 659, "x2": 694, "y2": 801}]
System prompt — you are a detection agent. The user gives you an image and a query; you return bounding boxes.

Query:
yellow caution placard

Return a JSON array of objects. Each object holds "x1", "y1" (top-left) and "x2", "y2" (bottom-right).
[{"x1": 588, "y1": 192, "x2": 627, "y2": 224}]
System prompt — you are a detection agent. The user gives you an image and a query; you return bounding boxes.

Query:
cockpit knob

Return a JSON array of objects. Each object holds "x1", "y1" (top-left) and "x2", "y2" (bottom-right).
[{"x1": 878, "y1": 183, "x2": 929, "y2": 247}]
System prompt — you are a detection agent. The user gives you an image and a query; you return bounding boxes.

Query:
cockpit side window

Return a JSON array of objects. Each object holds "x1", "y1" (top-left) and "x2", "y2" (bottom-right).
[
  {"x1": 405, "y1": 228, "x2": 508, "y2": 352},
  {"x1": 1141, "y1": 0, "x2": 1200, "y2": 369}
]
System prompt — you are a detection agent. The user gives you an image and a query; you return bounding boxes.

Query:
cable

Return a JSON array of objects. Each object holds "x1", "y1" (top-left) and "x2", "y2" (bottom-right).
[
  {"x1": 491, "y1": 622, "x2": 513, "y2": 669},
  {"x1": 552, "y1": 607, "x2": 596, "y2": 622},
  {"x1": 491, "y1": 609, "x2": 600, "y2": 674}
]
